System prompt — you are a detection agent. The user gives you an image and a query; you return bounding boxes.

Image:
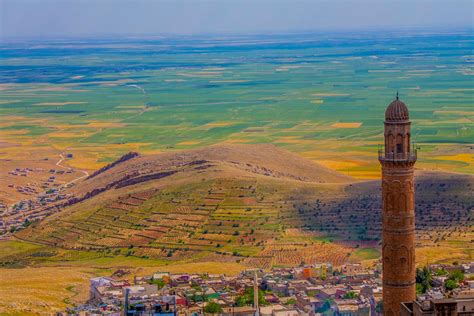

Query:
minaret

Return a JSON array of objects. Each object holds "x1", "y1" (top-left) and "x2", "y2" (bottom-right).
[{"x1": 378, "y1": 94, "x2": 417, "y2": 315}]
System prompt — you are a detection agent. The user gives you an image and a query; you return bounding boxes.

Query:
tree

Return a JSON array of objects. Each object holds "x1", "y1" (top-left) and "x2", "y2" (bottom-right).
[
  {"x1": 416, "y1": 266, "x2": 432, "y2": 294},
  {"x1": 435, "y1": 268, "x2": 448, "y2": 276},
  {"x1": 445, "y1": 279, "x2": 458, "y2": 292},
  {"x1": 23, "y1": 218, "x2": 31, "y2": 227},
  {"x1": 449, "y1": 270, "x2": 465, "y2": 283},
  {"x1": 444, "y1": 270, "x2": 464, "y2": 292},
  {"x1": 204, "y1": 302, "x2": 222, "y2": 314},
  {"x1": 416, "y1": 283, "x2": 424, "y2": 295}
]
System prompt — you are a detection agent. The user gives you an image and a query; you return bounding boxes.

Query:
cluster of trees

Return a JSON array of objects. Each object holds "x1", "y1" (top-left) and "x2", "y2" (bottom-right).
[
  {"x1": 445, "y1": 270, "x2": 465, "y2": 291},
  {"x1": 235, "y1": 287, "x2": 268, "y2": 307},
  {"x1": 204, "y1": 302, "x2": 222, "y2": 314},
  {"x1": 416, "y1": 266, "x2": 465, "y2": 294}
]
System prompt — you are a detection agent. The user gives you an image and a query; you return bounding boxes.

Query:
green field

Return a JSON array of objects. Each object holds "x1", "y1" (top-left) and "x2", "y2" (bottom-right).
[
  {"x1": 1, "y1": 31, "x2": 473, "y2": 178},
  {"x1": 349, "y1": 247, "x2": 381, "y2": 261}
]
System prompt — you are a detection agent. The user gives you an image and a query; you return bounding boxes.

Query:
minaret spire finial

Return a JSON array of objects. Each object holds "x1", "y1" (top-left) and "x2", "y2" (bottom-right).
[{"x1": 396, "y1": 91, "x2": 399, "y2": 100}]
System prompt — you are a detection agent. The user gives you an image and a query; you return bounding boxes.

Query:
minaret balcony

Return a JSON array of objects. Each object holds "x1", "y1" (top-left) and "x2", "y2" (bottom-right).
[{"x1": 378, "y1": 149, "x2": 417, "y2": 163}]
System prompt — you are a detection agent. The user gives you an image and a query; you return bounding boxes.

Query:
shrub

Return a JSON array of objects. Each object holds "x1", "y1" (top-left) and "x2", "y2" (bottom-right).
[
  {"x1": 204, "y1": 302, "x2": 222, "y2": 314},
  {"x1": 445, "y1": 279, "x2": 458, "y2": 291}
]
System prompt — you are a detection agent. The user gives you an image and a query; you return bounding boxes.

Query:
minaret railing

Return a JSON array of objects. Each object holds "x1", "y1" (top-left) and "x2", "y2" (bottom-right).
[{"x1": 378, "y1": 145, "x2": 417, "y2": 162}]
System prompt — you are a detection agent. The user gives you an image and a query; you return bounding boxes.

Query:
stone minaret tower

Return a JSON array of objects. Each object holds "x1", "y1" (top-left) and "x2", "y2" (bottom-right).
[{"x1": 379, "y1": 94, "x2": 417, "y2": 315}]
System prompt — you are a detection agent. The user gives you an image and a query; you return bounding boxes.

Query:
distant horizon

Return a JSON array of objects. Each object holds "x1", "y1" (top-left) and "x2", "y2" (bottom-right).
[
  {"x1": 1, "y1": 26, "x2": 472, "y2": 43},
  {"x1": 1, "y1": 0, "x2": 473, "y2": 41}
]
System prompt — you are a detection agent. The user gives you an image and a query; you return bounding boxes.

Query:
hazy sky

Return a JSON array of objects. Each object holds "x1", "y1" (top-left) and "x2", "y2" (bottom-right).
[{"x1": 1, "y1": 0, "x2": 473, "y2": 39}]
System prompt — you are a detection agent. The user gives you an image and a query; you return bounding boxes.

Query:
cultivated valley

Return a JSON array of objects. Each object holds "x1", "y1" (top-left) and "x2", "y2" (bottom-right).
[{"x1": 0, "y1": 32, "x2": 473, "y2": 314}]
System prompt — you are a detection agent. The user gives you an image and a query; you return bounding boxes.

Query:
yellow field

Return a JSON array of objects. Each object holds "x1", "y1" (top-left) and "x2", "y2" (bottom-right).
[
  {"x1": 315, "y1": 159, "x2": 361, "y2": 170},
  {"x1": 416, "y1": 246, "x2": 473, "y2": 265},
  {"x1": 0, "y1": 267, "x2": 95, "y2": 315},
  {"x1": 201, "y1": 121, "x2": 235, "y2": 128},
  {"x1": 436, "y1": 153, "x2": 474, "y2": 164},
  {"x1": 48, "y1": 131, "x2": 95, "y2": 138},
  {"x1": 331, "y1": 122, "x2": 362, "y2": 128},
  {"x1": 139, "y1": 262, "x2": 246, "y2": 276},
  {"x1": 0, "y1": 262, "x2": 246, "y2": 315}
]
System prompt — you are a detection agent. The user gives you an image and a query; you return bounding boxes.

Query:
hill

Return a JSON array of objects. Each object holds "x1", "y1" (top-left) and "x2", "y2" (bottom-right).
[
  {"x1": 12, "y1": 145, "x2": 473, "y2": 269},
  {"x1": 70, "y1": 143, "x2": 352, "y2": 194}
]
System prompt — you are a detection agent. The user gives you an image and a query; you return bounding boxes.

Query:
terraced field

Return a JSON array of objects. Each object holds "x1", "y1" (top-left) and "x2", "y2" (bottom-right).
[{"x1": 10, "y1": 146, "x2": 472, "y2": 270}]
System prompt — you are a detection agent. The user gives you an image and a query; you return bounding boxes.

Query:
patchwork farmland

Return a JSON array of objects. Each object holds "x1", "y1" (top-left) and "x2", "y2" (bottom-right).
[{"x1": 1, "y1": 32, "x2": 473, "y2": 186}]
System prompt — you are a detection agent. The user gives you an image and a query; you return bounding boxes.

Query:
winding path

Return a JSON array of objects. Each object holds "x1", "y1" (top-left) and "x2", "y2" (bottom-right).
[{"x1": 55, "y1": 154, "x2": 89, "y2": 188}]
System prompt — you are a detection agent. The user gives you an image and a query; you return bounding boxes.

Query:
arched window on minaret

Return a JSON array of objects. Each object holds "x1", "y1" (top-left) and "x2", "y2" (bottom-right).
[{"x1": 396, "y1": 134, "x2": 403, "y2": 155}]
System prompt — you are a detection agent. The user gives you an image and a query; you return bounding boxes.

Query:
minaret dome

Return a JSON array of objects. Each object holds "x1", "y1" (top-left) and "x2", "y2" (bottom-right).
[{"x1": 385, "y1": 98, "x2": 409, "y2": 122}]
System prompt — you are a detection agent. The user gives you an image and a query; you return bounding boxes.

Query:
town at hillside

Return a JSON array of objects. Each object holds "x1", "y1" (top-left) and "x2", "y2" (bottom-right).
[{"x1": 66, "y1": 262, "x2": 473, "y2": 315}]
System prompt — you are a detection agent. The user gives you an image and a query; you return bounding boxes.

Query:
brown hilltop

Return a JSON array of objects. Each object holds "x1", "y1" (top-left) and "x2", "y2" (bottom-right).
[{"x1": 70, "y1": 143, "x2": 353, "y2": 196}]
